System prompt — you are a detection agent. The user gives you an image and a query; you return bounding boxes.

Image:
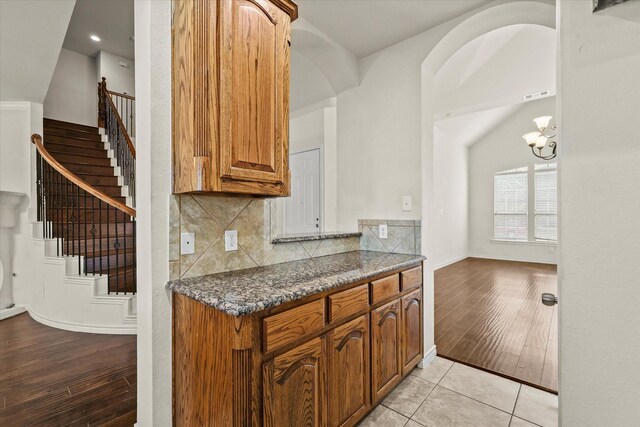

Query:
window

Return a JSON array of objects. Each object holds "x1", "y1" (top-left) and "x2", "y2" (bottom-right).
[
  {"x1": 494, "y1": 167, "x2": 528, "y2": 241},
  {"x1": 535, "y1": 163, "x2": 558, "y2": 241}
]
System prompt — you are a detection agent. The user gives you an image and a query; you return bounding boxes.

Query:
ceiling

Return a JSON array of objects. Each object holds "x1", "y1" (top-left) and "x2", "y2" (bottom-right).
[
  {"x1": 434, "y1": 24, "x2": 556, "y2": 118},
  {"x1": 63, "y1": 0, "x2": 134, "y2": 59},
  {"x1": 0, "y1": 0, "x2": 75, "y2": 102},
  {"x1": 296, "y1": 0, "x2": 491, "y2": 58},
  {"x1": 435, "y1": 104, "x2": 524, "y2": 147}
]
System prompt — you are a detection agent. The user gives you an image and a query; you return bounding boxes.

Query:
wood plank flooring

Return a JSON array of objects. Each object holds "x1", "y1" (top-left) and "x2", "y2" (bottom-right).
[
  {"x1": 435, "y1": 257, "x2": 558, "y2": 392},
  {"x1": 0, "y1": 313, "x2": 136, "y2": 426}
]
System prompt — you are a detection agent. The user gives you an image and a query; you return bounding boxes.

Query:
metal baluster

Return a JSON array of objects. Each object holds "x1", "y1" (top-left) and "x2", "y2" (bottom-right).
[
  {"x1": 132, "y1": 218, "x2": 136, "y2": 294},
  {"x1": 91, "y1": 194, "x2": 95, "y2": 275},
  {"x1": 114, "y1": 204, "x2": 120, "y2": 294},
  {"x1": 65, "y1": 177, "x2": 69, "y2": 255},
  {"x1": 36, "y1": 152, "x2": 41, "y2": 222},
  {"x1": 123, "y1": 209, "x2": 127, "y2": 294},
  {"x1": 84, "y1": 189, "x2": 87, "y2": 275},
  {"x1": 106, "y1": 203, "x2": 110, "y2": 293},
  {"x1": 99, "y1": 199, "x2": 103, "y2": 275},
  {"x1": 56, "y1": 166, "x2": 60, "y2": 256},
  {"x1": 74, "y1": 184, "x2": 80, "y2": 274}
]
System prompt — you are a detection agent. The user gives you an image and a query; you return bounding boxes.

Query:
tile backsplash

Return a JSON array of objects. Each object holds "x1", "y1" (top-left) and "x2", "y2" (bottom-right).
[
  {"x1": 359, "y1": 219, "x2": 422, "y2": 255},
  {"x1": 169, "y1": 195, "x2": 360, "y2": 279}
]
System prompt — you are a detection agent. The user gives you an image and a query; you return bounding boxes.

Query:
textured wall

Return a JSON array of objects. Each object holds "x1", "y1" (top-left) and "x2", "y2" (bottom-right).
[
  {"x1": 169, "y1": 195, "x2": 360, "y2": 280},
  {"x1": 359, "y1": 219, "x2": 421, "y2": 255}
]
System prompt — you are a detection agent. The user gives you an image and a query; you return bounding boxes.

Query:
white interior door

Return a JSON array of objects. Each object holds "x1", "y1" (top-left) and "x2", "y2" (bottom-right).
[{"x1": 286, "y1": 149, "x2": 320, "y2": 233}]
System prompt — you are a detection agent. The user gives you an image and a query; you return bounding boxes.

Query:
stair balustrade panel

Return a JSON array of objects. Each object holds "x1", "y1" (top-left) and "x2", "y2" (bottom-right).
[{"x1": 35, "y1": 139, "x2": 136, "y2": 295}]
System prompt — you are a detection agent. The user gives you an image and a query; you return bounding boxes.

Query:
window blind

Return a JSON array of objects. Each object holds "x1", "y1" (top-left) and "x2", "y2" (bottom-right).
[
  {"x1": 494, "y1": 167, "x2": 528, "y2": 240},
  {"x1": 535, "y1": 163, "x2": 558, "y2": 241}
]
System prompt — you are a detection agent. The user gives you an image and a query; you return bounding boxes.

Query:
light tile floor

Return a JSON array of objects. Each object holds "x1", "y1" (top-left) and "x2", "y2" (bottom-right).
[{"x1": 359, "y1": 356, "x2": 558, "y2": 427}]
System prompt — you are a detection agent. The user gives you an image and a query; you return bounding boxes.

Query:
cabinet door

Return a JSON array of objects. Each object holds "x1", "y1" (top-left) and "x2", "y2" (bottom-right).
[
  {"x1": 371, "y1": 299, "x2": 402, "y2": 402},
  {"x1": 219, "y1": 0, "x2": 290, "y2": 185},
  {"x1": 328, "y1": 315, "x2": 370, "y2": 427},
  {"x1": 402, "y1": 289, "x2": 423, "y2": 374},
  {"x1": 264, "y1": 336, "x2": 327, "y2": 427}
]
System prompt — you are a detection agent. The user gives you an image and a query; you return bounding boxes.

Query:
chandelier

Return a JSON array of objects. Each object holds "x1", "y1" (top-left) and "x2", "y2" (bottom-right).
[{"x1": 522, "y1": 116, "x2": 557, "y2": 160}]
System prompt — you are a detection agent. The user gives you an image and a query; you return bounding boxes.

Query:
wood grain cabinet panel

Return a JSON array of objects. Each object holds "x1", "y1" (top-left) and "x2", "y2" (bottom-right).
[
  {"x1": 263, "y1": 336, "x2": 327, "y2": 427},
  {"x1": 401, "y1": 266, "x2": 422, "y2": 291},
  {"x1": 172, "y1": 0, "x2": 297, "y2": 196},
  {"x1": 402, "y1": 289, "x2": 423, "y2": 374},
  {"x1": 371, "y1": 299, "x2": 402, "y2": 402},
  {"x1": 328, "y1": 315, "x2": 370, "y2": 427},
  {"x1": 371, "y1": 274, "x2": 400, "y2": 304},
  {"x1": 328, "y1": 284, "x2": 369, "y2": 323},
  {"x1": 263, "y1": 298, "x2": 325, "y2": 353}
]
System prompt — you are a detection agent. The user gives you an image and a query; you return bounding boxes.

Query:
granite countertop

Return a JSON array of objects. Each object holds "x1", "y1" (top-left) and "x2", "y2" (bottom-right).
[
  {"x1": 271, "y1": 231, "x2": 362, "y2": 244},
  {"x1": 166, "y1": 251, "x2": 426, "y2": 316}
]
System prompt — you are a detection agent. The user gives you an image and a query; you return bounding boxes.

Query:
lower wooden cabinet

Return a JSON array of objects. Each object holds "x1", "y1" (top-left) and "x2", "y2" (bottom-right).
[
  {"x1": 402, "y1": 289, "x2": 423, "y2": 374},
  {"x1": 328, "y1": 315, "x2": 371, "y2": 427},
  {"x1": 173, "y1": 263, "x2": 424, "y2": 426},
  {"x1": 371, "y1": 299, "x2": 402, "y2": 402},
  {"x1": 263, "y1": 336, "x2": 328, "y2": 427}
]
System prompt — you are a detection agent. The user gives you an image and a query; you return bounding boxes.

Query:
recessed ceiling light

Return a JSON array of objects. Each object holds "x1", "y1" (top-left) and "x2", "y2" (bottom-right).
[{"x1": 90, "y1": 35, "x2": 101, "y2": 42}]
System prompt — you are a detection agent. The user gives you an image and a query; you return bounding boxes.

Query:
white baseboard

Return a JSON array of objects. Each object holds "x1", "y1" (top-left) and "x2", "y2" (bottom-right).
[
  {"x1": 434, "y1": 255, "x2": 469, "y2": 270},
  {"x1": 27, "y1": 307, "x2": 137, "y2": 335},
  {"x1": 0, "y1": 305, "x2": 27, "y2": 320},
  {"x1": 469, "y1": 253, "x2": 557, "y2": 265},
  {"x1": 418, "y1": 344, "x2": 437, "y2": 368}
]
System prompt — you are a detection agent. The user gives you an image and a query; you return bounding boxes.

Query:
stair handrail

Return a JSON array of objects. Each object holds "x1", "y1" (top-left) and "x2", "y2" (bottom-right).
[
  {"x1": 98, "y1": 78, "x2": 136, "y2": 159},
  {"x1": 105, "y1": 89, "x2": 135, "y2": 101},
  {"x1": 31, "y1": 134, "x2": 136, "y2": 217}
]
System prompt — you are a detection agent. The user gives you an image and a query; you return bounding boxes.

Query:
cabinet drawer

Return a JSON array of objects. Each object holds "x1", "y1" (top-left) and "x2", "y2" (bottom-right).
[
  {"x1": 401, "y1": 266, "x2": 422, "y2": 291},
  {"x1": 264, "y1": 299, "x2": 326, "y2": 353},
  {"x1": 371, "y1": 275, "x2": 400, "y2": 304},
  {"x1": 328, "y1": 284, "x2": 369, "y2": 323}
]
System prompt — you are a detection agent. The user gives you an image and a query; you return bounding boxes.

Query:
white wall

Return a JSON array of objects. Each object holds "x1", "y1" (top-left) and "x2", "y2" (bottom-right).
[
  {"x1": 558, "y1": 1, "x2": 640, "y2": 425},
  {"x1": 97, "y1": 50, "x2": 135, "y2": 96},
  {"x1": 468, "y1": 96, "x2": 558, "y2": 264},
  {"x1": 135, "y1": 0, "x2": 172, "y2": 425},
  {"x1": 43, "y1": 48, "x2": 97, "y2": 126},
  {"x1": 285, "y1": 101, "x2": 338, "y2": 232},
  {"x1": 0, "y1": 103, "x2": 33, "y2": 195},
  {"x1": 290, "y1": 108, "x2": 324, "y2": 152},
  {"x1": 432, "y1": 126, "x2": 468, "y2": 269}
]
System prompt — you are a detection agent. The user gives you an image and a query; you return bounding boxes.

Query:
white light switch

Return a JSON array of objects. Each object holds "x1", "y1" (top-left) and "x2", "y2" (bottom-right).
[
  {"x1": 181, "y1": 232, "x2": 195, "y2": 255},
  {"x1": 402, "y1": 196, "x2": 412, "y2": 211},
  {"x1": 379, "y1": 224, "x2": 388, "y2": 239},
  {"x1": 225, "y1": 230, "x2": 238, "y2": 251}
]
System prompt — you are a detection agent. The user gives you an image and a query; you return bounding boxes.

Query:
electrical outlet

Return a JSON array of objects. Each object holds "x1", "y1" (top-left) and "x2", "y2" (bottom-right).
[
  {"x1": 379, "y1": 224, "x2": 388, "y2": 239},
  {"x1": 181, "y1": 232, "x2": 195, "y2": 255},
  {"x1": 402, "y1": 195, "x2": 412, "y2": 211},
  {"x1": 225, "y1": 230, "x2": 238, "y2": 251}
]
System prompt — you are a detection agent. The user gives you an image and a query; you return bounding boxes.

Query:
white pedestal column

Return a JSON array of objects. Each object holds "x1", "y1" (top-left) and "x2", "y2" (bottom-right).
[{"x1": 0, "y1": 191, "x2": 26, "y2": 313}]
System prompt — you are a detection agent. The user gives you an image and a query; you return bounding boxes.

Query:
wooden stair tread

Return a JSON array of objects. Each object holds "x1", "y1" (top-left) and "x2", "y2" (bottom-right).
[
  {"x1": 44, "y1": 143, "x2": 107, "y2": 157},
  {"x1": 44, "y1": 118, "x2": 98, "y2": 133}
]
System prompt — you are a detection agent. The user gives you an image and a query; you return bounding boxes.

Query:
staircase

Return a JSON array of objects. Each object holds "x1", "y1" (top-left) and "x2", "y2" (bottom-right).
[{"x1": 40, "y1": 118, "x2": 136, "y2": 294}]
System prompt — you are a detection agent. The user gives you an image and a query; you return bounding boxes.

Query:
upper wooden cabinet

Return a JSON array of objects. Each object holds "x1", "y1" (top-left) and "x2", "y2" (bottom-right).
[{"x1": 172, "y1": 0, "x2": 298, "y2": 196}]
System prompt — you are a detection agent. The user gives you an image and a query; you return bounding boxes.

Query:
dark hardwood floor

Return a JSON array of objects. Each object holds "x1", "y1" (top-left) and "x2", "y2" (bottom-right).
[
  {"x1": 435, "y1": 257, "x2": 558, "y2": 392},
  {"x1": 0, "y1": 313, "x2": 136, "y2": 426}
]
